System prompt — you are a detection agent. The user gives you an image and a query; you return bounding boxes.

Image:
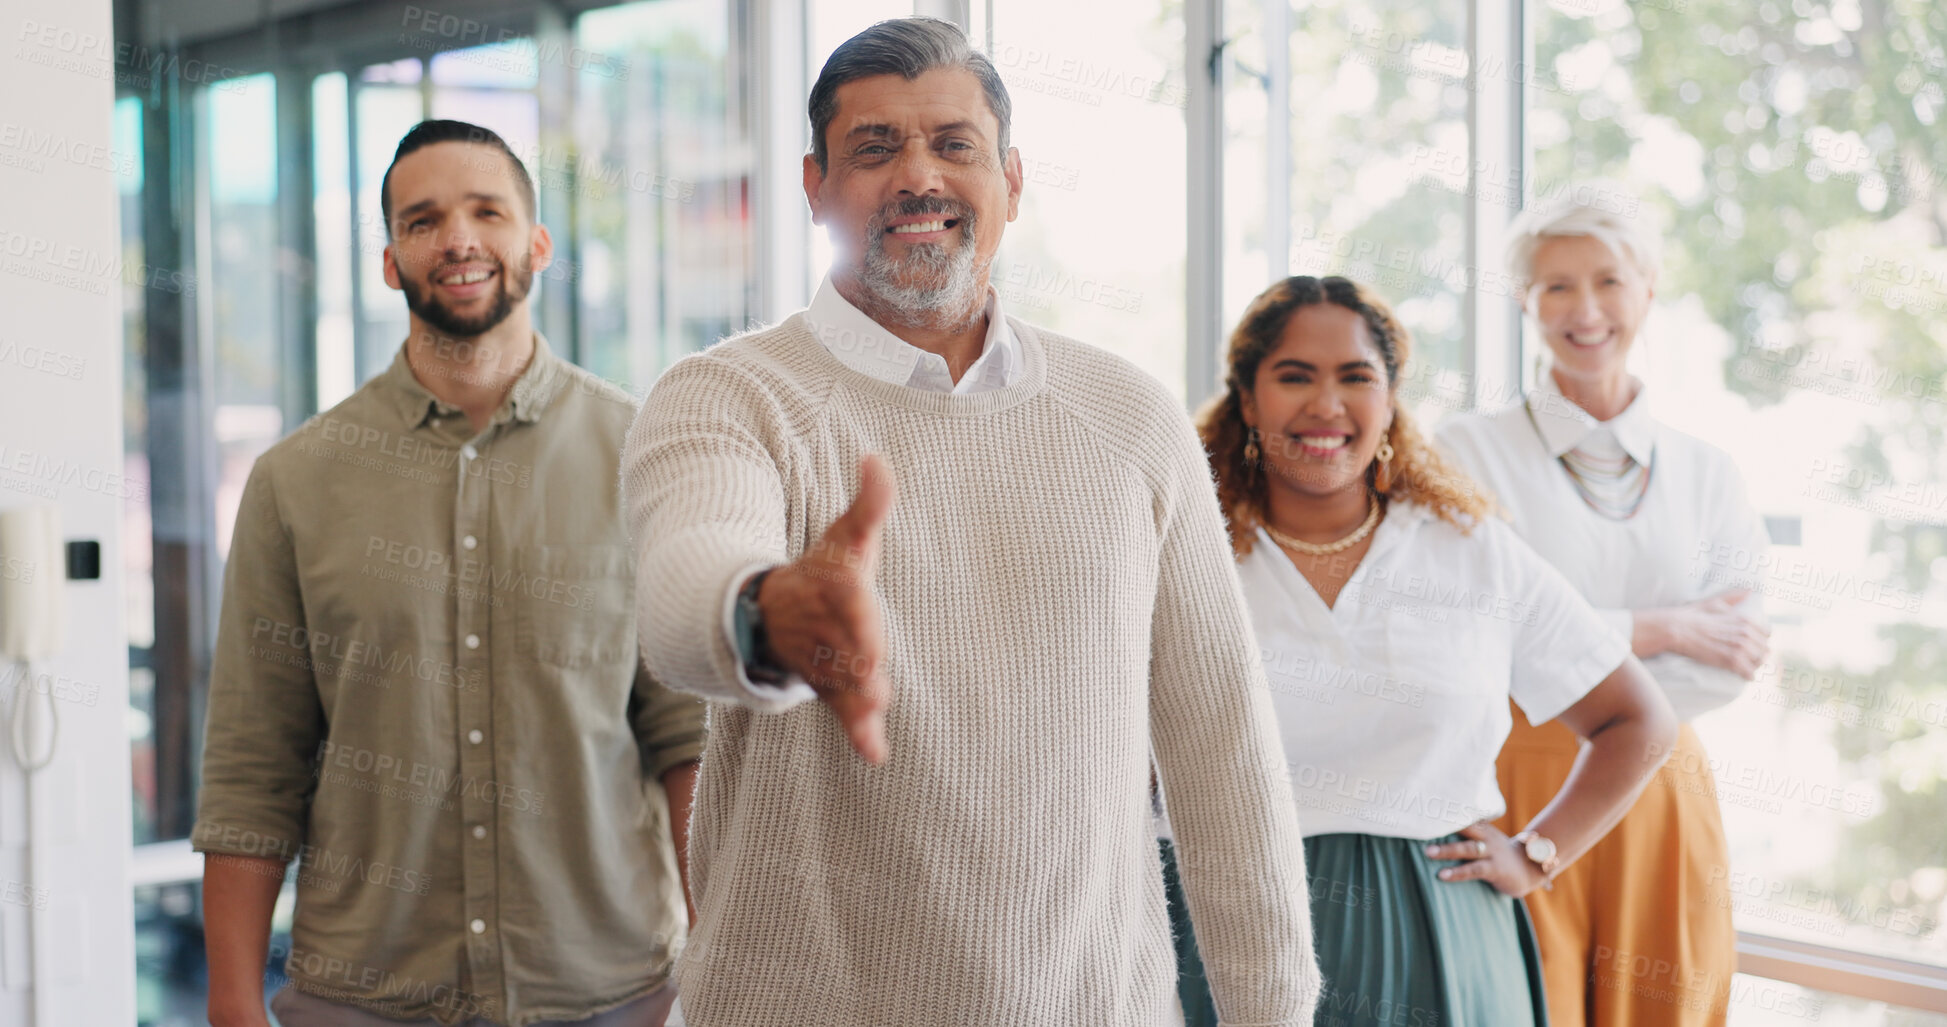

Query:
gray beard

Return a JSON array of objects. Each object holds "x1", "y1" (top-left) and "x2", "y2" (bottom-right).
[{"x1": 855, "y1": 222, "x2": 986, "y2": 333}]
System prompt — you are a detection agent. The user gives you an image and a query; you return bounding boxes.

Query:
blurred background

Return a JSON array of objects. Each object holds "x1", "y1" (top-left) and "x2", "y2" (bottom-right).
[{"x1": 39, "y1": 0, "x2": 1947, "y2": 1020}]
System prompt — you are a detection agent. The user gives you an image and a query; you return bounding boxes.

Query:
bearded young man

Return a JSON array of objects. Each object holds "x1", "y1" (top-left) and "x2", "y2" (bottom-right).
[
  {"x1": 623, "y1": 18, "x2": 1319, "y2": 1026},
  {"x1": 196, "y1": 120, "x2": 705, "y2": 1027}
]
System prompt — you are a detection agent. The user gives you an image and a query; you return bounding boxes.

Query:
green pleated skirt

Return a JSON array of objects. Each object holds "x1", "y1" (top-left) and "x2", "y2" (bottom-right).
[{"x1": 1161, "y1": 833, "x2": 1548, "y2": 1027}]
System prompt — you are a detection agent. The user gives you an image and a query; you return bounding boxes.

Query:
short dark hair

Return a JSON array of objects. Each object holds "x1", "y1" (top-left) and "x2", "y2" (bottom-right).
[
  {"x1": 807, "y1": 17, "x2": 1012, "y2": 173},
  {"x1": 380, "y1": 120, "x2": 537, "y2": 236}
]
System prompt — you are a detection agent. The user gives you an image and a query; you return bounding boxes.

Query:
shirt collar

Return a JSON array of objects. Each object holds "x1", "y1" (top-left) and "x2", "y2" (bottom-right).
[
  {"x1": 1526, "y1": 371, "x2": 1656, "y2": 465},
  {"x1": 803, "y1": 274, "x2": 1019, "y2": 393},
  {"x1": 376, "y1": 332, "x2": 567, "y2": 429}
]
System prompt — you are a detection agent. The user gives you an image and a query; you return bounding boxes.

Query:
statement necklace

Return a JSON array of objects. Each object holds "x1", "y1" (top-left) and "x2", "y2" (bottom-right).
[
  {"x1": 1523, "y1": 399, "x2": 1654, "y2": 521},
  {"x1": 1263, "y1": 493, "x2": 1383, "y2": 555}
]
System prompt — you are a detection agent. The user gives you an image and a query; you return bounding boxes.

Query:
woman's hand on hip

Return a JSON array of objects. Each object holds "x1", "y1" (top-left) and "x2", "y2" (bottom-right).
[{"x1": 1426, "y1": 821, "x2": 1547, "y2": 898}]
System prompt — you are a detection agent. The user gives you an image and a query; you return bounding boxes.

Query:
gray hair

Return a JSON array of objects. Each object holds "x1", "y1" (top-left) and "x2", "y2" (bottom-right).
[
  {"x1": 1506, "y1": 185, "x2": 1661, "y2": 287},
  {"x1": 808, "y1": 17, "x2": 1012, "y2": 173}
]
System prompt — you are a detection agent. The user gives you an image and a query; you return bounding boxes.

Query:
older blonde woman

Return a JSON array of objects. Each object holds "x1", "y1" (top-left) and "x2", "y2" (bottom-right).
[{"x1": 1437, "y1": 199, "x2": 1772, "y2": 1026}]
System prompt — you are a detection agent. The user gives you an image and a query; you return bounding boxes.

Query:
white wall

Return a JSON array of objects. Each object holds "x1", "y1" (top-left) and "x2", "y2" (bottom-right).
[{"x1": 0, "y1": 0, "x2": 137, "y2": 1024}]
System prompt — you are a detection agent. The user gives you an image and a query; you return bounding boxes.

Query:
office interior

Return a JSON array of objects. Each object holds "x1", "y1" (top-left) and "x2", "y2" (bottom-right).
[{"x1": 0, "y1": 0, "x2": 1944, "y2": 1022}]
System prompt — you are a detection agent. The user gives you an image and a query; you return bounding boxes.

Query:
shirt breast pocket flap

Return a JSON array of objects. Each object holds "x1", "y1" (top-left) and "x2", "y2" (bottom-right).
[{"x1": 513, "y1": 544, "x2": 633, "y2": 669}]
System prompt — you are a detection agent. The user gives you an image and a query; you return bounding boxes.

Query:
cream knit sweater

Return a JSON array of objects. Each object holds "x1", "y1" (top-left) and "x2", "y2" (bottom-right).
[{"x1": 623, "y1": 314, "x2": 1319, "y2": 1026}]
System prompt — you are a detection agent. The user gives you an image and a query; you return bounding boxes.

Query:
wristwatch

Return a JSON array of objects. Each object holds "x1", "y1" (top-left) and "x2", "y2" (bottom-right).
[
  {"x1": 1510, "y1": 829, "x2": 1561, "y2": 889},
  {"x1": 733, "y1": 569, "x2": 790, "y2": 685}
]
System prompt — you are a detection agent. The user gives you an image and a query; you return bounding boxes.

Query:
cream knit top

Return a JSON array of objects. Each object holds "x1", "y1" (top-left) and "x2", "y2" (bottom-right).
[{"x1": 623, "y1": 314, "x2": 1319, "y2": 1026}]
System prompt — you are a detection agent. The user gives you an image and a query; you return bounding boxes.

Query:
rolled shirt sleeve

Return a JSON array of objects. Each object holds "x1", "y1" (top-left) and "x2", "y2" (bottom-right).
[
  {"x1": 192, "y1": 460, "x2": 326, "y2": 861},
  {"x1": 629, "y1": 661, "x2": 709, "y2": 779}
]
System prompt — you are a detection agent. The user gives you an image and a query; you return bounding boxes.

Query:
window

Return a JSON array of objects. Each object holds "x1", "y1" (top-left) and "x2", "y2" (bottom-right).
[
  {"x1": 1526, "y1": 0, "x2": 1947, "y2": 974},
  {"x1": 574, "y1": 0, "x2": 755, "y2": 392},
  {"x1": 108, "y1": 0, "x2": 1947, "y2": 1020},
  {"x1": 117, "y1": 4, "x2": 757, "y2": 1021},
  {"x1": 1224, "y1": 0, "x2": 1473, "y2": 384},
  {"x1": 986, "y1": 0, "x2": 1189, "y2": 399}
]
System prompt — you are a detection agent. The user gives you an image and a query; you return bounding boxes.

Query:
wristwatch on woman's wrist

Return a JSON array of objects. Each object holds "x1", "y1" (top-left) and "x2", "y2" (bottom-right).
[{"x1": 1510, "y1": 829, "x2": 1560, "y2": 890}]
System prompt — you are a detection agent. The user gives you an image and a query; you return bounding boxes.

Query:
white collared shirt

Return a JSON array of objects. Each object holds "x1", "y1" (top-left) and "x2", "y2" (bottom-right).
[
  {"x1": 1436, "y1": 374, "x2": 1771, "y2": 722},
  {"x1": 1238, "y1": 501, "x2": 1629, "y2": 840},
  {"x1": 802, "y1": 274, "x2": 1021, "y2": 394},
  {"x1": 1523, "y1": 371, "x2": 1657, "y2": 466}
]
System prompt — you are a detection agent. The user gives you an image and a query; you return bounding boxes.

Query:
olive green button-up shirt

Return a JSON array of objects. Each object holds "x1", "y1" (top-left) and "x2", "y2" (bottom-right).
[{"x1": 193, "y1": 337, "x2": 707, "y2": 1027}]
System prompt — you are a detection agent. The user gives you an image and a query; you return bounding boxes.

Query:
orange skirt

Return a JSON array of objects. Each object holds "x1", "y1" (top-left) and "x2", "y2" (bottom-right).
[{"x1": 1495, "y1": 703, "x2": 1735, "y2": 1027}]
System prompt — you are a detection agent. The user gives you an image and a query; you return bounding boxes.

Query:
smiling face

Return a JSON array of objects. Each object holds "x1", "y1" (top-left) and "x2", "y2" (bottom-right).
[
  {"x1": 1525, "y1": 233, "x2": 1654, "y2": 387},
  {"x1": 382, "y1": 141, "x2": 552, "y2": 339},
  {"x1": 1241, "y1": 303, "x2": 1395, "y2": 499},
  {"x1": 803, "y1": 67, "x2": 1022, "y2": 326}
]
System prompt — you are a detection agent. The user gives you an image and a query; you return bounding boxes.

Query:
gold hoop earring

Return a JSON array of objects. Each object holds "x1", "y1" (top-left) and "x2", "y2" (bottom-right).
[{"x1": 1243, "y1": 433, "x2": 1261, "y2": 464}]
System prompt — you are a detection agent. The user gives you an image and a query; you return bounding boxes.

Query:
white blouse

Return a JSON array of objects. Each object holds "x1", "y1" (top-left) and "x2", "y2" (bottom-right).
[
  {"x1": 1237, "y1": 501, "x2": 1630, "y2": 840},
  {"x1": 1435, "y1": 375, "x2": 1770, "y2": 723}
]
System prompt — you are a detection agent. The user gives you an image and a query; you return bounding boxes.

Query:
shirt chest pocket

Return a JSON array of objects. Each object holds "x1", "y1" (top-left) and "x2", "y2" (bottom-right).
[{"x1": 512, "y1": 544, "x2": 634, "y2": 669}]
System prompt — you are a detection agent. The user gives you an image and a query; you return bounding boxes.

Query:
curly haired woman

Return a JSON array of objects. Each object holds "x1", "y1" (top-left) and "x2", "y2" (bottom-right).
[{"x1": 1161, "y1": 276, "x2": 1678, "y2": 1026}]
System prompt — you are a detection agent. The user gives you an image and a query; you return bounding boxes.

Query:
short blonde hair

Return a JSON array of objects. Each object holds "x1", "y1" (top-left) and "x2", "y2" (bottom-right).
[{"x1": 1506, "y1": 186, "x2": 1661, "y2": 288}]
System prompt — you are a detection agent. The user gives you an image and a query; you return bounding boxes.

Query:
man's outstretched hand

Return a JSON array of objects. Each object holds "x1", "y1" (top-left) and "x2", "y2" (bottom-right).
[{"x1": 757, "y1": 454, "x2": 898, "y2": 763}]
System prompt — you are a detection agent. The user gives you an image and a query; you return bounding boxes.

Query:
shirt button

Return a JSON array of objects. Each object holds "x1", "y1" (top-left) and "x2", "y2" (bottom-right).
[
  {"x1": 461, "y1": 445, "x2": 478, "y2": 460},
  {"x1": 468, "y1": 729, "x2": 484, "y2": 744},
  {"x1": 470, "y1": 918, "x2": 486, "y2": 935},
  {"x1": 465, "y1": 634, "x2": 480, "y2": 650},
  {"x1": 462, "y1": 535, "x2": 478, "y2": 550},
  {"x1": 472, "y1": 825, "x2": 487, "y2": 840}
]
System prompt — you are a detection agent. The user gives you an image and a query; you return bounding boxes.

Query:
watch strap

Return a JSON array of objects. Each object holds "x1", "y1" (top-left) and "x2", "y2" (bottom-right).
[
  {"x1": 1511, "y1": 829, "x2": 1560, "y2": 889},
  {"x1": 733, "y1": 569, "x2": 789, "y2": 685}
]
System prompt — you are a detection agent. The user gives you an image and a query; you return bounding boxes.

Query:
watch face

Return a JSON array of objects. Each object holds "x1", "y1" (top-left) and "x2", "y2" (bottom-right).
[{"x1": 1525, "y1": 835, "x2": 1557, "y2": 864}]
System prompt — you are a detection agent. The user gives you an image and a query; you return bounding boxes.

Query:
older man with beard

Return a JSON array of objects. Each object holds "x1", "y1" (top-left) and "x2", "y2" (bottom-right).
[
  {"x1": 622, "y1": 18, "x2": 1319, "y2": 1027},
  {"x1": 196, "y1": 120, "x2": 705, "y2": 1027}
]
